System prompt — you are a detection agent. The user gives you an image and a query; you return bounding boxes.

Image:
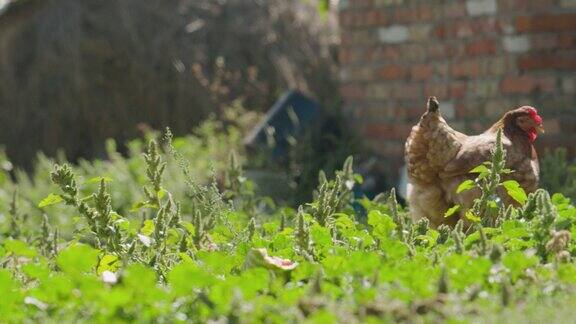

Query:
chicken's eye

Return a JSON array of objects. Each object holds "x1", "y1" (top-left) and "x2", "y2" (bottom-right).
[
  {"x1": 516, "y1": 116, "x2": 527, "y2": 124},
  {"x1": 516, "y1": 115, "x2": 535, "y2": 131},
  {"x1": 515, "y1": 116, "x2": 527, "y2": 126}
]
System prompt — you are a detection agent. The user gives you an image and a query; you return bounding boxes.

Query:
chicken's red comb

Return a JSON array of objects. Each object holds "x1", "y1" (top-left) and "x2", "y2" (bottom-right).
[{"x1": 525, "y1": 106, "x2": 542, "y2": 125}]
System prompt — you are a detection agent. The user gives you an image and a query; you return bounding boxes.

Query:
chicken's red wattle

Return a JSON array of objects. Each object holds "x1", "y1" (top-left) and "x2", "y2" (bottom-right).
[{"x1": 528, "y1": 129, "x2": 538, "y2": 143}]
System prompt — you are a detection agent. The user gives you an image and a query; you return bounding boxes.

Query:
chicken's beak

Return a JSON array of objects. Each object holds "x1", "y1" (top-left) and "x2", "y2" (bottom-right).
[{"x1": 537, "y1": 124, "x2": 545, "y2": 134}]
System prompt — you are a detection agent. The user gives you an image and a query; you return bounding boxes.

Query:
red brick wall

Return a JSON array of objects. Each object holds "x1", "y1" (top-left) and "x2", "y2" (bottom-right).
[{"x1": 338, "y1": 0, "x2": 576, "y2": 178}]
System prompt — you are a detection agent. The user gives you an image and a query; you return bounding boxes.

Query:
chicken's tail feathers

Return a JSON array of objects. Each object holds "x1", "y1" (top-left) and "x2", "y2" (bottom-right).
[{"x1": 427, "y1": 96, "x2": 439, "y2": 113}]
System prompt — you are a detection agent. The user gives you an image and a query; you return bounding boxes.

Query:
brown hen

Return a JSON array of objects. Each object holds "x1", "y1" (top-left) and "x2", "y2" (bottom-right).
[{"x1": 405, "y1": 97, "x2": 543, "y2": 227}]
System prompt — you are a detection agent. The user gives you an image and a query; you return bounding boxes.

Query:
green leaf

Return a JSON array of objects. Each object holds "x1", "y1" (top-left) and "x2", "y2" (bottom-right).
[
  {"x1": 464, "y1": 228, "x2": 498, "y2": 246},
  {"x1": 38, "y1": 193, "x2": 63, "y2": 208},
  {"x1": 166, "y1": 228, "x2": 181, "y2": 245},
  {"x1": 465, "y1": 210, "x2": 481, "y2": 223},
  {"x1": 115, "y1": 218, "x2": 130, "y2": 232},
  {"x1": 321, "y1": 255, "x2": 348, "y2": 278},
  {"x1": 86, "y1": 176, "x2": 113, "y2": 184},
  {"x1": 157, "y1": 188, "x2": 167, "y2": 201},
  {"x1": 22, "y1": 261, "x2": 50, "y2": 281},
  {"x1": 168, "y1": 263, "x2": 216, "y2": 296},
  {"x1": 308, "y1": 310, "x2": 337, "y2": 323},
  {"x1": 140, "y1": 220, "x2": 155, "y2": 236},
  {"x1": 502, "y1": 180, "x2": 528, "y2": 205},
  {"x1": 469, "y1": 165, "x2": 490, "y2": 175},
  {"x1": 488, "y1": 200, "x2": 498, "y2": 209},
  {"x1": 311, "y1": 224, "x2": 333, "y2": 249},
  {"x1": 237, "y1": 268, "x2": 271, "y2": 297},
  {"x1": 444, "y1": 205, "x2": 461, "y2": 218},
  {"x1": 456, "y1": 180, "x2": 476, "y2": 194},
  {"x1": 368, "y1": 210, "x2": 396, "y2": 240},
  {"x1": 335, "y1": 214, "x2": 356, "y2": 237},
  {"x1": 97, "y1": 254, "x2": 120, "y2": 275},
  {"x1": 130, "y1": 201, "x2": 158, "y2": 212},
  {"x1": 444, "y1": 255, "x2": 492, "y2": 291},
  {"x1": 503, "y1": 251, "x2": 538, "y2": 281},
  {"x1": 181, "y1": 221, "x2": 196, "y2": 236},
  {"x1": 56, "y1": 244, "x2": 99, "y2": 276},
  {"x1": 0, "y1": 269, "x2": 22, "y2": 309},
  {"x1": 416, "y1": 230, "x2": 440, "y2": 248},
  {"x1": 4, "y1": 239, "x2": 37, "y2": 258},
  {"x1": 179, "y1": 252, "x2": 193, "y2": 263},
  {"x1": 558, "y1": 264, "x2": 576, "y2": 285},
  {"x1": 123, "y1": 264, "x2": 158, "y2": 291},
  {"x1": 353, "y1": 174, "x2": 364, "y2": 185},
  {"x1": 552, "y1": 193, "x2": 571, "y2": 207}
]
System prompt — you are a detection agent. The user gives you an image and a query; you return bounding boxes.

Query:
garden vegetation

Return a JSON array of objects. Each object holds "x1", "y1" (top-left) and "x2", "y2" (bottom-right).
[{"x1": 0, "y1": 122, "x2": 576, "y2": 322}]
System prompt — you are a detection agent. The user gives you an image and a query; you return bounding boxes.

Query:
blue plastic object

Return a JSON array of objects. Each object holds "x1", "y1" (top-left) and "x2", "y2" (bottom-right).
[{"x1": 244, "y1": 90, "x2": 320, "y2": 159}]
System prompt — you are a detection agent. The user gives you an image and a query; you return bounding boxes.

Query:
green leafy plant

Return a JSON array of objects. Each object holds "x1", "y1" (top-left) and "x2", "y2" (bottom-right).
[
  {"x1": 450, "y1": 129, "x2": 528, "y2": 229},
  {"x1": 0, "y1": 124, "x2": 575, "y2": 323}
]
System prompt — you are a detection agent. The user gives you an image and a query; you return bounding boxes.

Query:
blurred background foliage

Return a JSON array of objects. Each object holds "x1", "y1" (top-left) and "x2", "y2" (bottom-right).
[
  {"x1": 0, "y1": 0, "x2": 340, "y2": 168},
  {"x1": 0, "y1": 0, "x2": 573, "y2": 203},
  {"x1": 540, "y1": 148, "x2": 576, "y2": 200}
]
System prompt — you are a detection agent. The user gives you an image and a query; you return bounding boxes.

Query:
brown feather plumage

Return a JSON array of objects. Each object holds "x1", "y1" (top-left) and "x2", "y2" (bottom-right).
[{"x1": 405, "y1": 97, "x2": 541, "y2": 227}]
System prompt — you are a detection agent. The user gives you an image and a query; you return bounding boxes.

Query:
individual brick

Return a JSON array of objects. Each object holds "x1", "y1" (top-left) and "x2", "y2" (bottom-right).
[
  {"x1": 466, "y1": 0, "x2": 497, "y2": 16},
  {"x1": 373, "y1": 0, "x2": 404, "y2": 7},
  {"x1": 378, "y1": 65, "x2": 408, "y2": 80},
  {"x1": 466, "y1": 38, "x2": 497, "y2": 56},
  {"x1": 410, "y1": 64, "x2": 433, "y2": 80},
  {"x1": 516, "y1": 14, "x2": 576, "y2": 33},
  {"x1": 503, "y1": 35, "x2": 530, "y2": 53},
  {"x1": 339, "y1": 84, "x2": 366, "y2": 100},
  {"x1": 518, "y1": 53, "x2": 576, "y2": 70},
  {"x1": 377, "y1": 25, "x2": 409, "y2": 43},
  {"x1": 500, "y1": 75, "x2": 556, "y2": 94}
]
